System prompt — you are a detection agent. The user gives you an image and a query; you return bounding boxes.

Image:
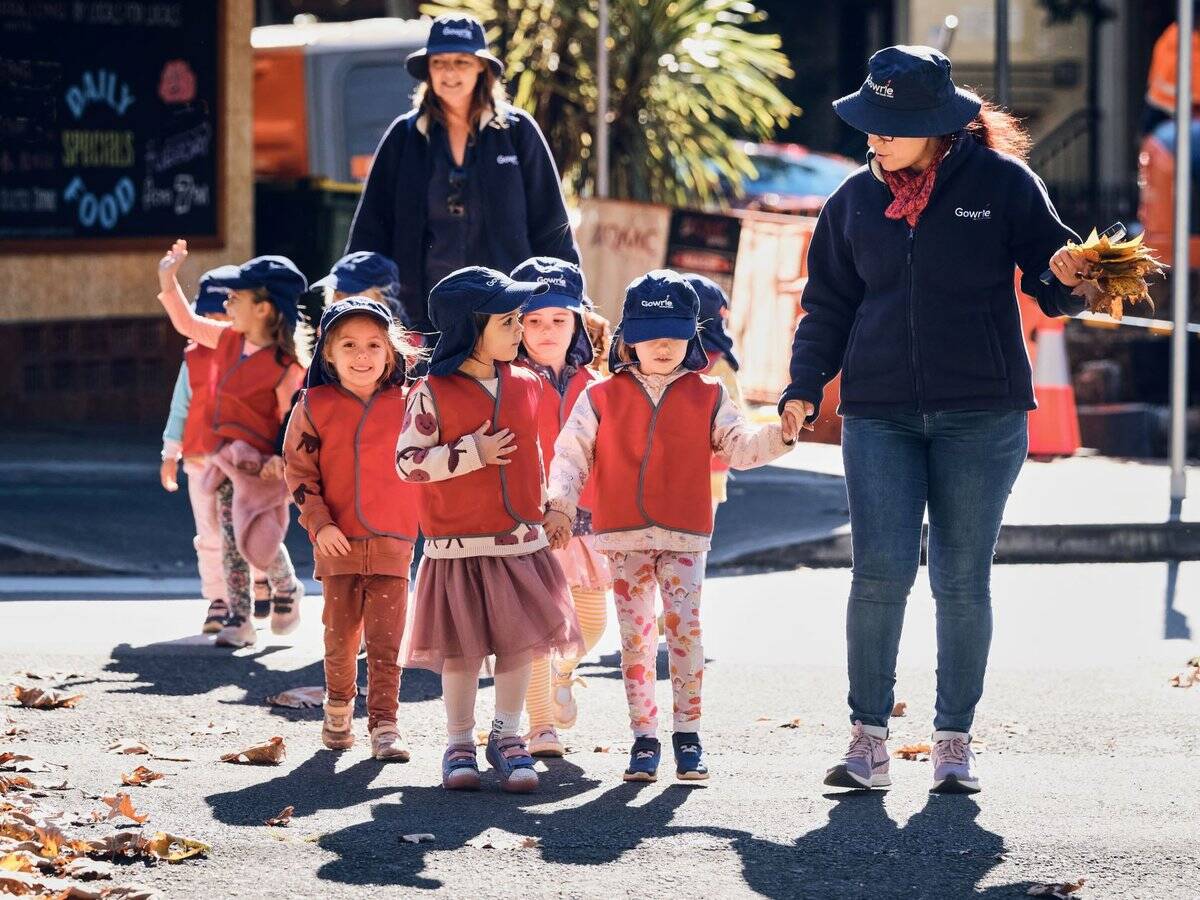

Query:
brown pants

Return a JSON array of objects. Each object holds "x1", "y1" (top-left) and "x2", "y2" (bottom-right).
[{"x1": 322, "y1": 574, "x2": 408, "y2": 731}]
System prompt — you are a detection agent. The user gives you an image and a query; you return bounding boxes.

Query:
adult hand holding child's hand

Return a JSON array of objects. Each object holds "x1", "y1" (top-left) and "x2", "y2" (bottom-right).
[
  {"x1": 315, "y1": 524, "x2": 351, "y2": 557},
  {"x1": 474, "y1": 421, "x2": 517, "y2": 466},
  {"x1": 781, "y1": 399, "x2": 815, "y2": 443},
  {"x1": 543, "y1": 510, "x2": 572, "y2": 550}
]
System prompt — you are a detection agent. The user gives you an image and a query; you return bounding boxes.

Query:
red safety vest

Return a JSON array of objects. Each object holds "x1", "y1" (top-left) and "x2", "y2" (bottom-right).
[
  {"x1": 211, "y1": 328, "x2": 295, "y2": 455},
  {"x1": 301, "y1": 383, "x2": 418, "y2": 540},
  {"x1": 518, "y1": 361, "x2": 600, "y2": 510},
  {"x1": 417, "y1": 362, "x2": 544, "y2": 540},
  {"x1": 181, "y1": 341, "x2": 219, "y2": 457},
  {"x1": 589, "y1": 370, "x2": 721, "y2": 536}
]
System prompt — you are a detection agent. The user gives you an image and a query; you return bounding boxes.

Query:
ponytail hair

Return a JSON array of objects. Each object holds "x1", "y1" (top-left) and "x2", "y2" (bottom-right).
[{"x1": 960, "y1": 97, "x2": 1032, "y2": 162}]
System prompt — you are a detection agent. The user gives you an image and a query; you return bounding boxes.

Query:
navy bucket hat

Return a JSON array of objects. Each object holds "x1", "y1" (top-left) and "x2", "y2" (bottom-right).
[
  {"x1": 306, "y1": 297, "x2": 398, "y2": 389},
  {"x1": 312, "y1": 251, "x2": 401, "y2": 305},
  {"x1": 427, "y1": 266, "x2": 547, "y2": 376},
  {"x1": 406, "y1": 14, "x2": 503, "y2": 80},
  {"x1": 510, "y1": 256, "x2": 594, "y2": 368},
  {"x1": 683, "y1": 273, "x2": 739, "y2": 372},
  {"x1": 206, "y1": 256, "x2": 308, "y2": 326},
  {"x1": 193, "y1": 269, "x2": 231, "y2": 316},
  {"x1": 833, "y1": 45, "x2": 981, "y2": 138},
  {"x1": 609, "y1": 269, "x2": 707, "y2": 373}
]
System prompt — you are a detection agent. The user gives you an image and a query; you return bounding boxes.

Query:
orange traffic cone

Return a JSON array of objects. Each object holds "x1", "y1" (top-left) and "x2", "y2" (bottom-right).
[{"x1": 1027, "y1": 317, "x2": 1081, "y2": 457}]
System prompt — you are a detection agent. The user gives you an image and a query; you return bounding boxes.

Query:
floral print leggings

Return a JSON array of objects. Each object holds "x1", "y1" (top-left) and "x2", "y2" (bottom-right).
[
  {"x1": 216, "y1": 480, "x2": 298, "y2": 620},
  {"x1": 608, "y1": 550, "x2": 705, "y2": 737}
]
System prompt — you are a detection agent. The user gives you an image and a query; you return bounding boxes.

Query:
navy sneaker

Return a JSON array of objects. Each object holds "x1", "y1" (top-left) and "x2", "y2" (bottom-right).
[
  {"x1": 623, "y1": 736, "x2": 661, "y2": 782},
  {"x1": 485, "y1": 732, "x2": 539, "y2": 793},
  {"x1": 441, "y1": 743, "x2": 481, "y2": 791},
  {"x1": 672, "y1": 732, "x2": 709, "y2": 781}
]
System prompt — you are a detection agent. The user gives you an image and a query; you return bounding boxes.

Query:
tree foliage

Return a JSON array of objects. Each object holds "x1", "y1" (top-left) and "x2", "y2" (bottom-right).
[{"x1": 421, "y1": 0, "x2": 796, "y2": 206}]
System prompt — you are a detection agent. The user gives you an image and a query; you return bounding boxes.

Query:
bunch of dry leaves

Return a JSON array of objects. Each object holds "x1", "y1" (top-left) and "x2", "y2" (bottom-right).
[
  {"x1": 1067, "y1": 230, "x2": 1164, "y2": 320},
  {"x1": 1167, "y1": 656, "x2": 1200, "y2": 688}
]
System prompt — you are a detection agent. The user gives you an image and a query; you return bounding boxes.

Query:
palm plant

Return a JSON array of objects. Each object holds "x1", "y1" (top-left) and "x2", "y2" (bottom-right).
[{"x1": 421, "y1": 0, "x2": 796, "y2": 207}]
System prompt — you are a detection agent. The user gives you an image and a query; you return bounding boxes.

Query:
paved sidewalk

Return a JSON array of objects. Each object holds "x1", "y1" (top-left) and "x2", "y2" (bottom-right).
[{"x1": 2, "y1": 563, "x2": 1198, "y2": 897}]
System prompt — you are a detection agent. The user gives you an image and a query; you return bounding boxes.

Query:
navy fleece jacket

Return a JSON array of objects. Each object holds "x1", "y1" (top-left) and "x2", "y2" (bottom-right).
[
  {"x1": 780, "y1": 134, "x2": 1084, "y2": 419},
  {"x1": 346, "y1": 104, "x2": 580, "y2": 333}
]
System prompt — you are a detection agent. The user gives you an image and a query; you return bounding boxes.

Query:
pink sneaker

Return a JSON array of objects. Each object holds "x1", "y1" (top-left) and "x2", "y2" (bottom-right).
[
  {"x1": 824, "y1": 721, "x2": 891, "y2": 789},
  {"x1": 931, "y1": 731, "x2": 980, "y2": 794}
]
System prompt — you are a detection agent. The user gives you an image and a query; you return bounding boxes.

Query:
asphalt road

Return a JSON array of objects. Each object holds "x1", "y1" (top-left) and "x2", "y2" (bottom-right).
[{"x1": 2, "y1": 562, "x2": 1198, "y2": 898}]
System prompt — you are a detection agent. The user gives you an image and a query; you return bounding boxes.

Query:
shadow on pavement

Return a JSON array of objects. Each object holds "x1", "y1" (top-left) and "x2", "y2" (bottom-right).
[
  {"x1": 95, "y1": 638, "x2": 443, "y2": 713},
  {"x1": 206, "y1": 751, "x2": 402, "y2": 826}
]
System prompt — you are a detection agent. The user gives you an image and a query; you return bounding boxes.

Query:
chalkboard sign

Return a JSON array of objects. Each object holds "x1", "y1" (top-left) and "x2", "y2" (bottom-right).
[{"x1": 0, "y1": 1, "x2": 223, "y2": 250}]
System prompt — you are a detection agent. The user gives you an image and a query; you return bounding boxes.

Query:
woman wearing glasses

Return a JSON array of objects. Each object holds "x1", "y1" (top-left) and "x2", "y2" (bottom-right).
[
  {"x1": 778, "y1": 46, "x2": 1088, "y2": 796},
  {"x1": 346, "y1": 14, "x2": 579, "y2": 336}
]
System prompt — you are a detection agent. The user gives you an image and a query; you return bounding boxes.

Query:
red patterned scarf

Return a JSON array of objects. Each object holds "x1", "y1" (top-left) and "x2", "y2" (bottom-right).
[{"x1": 880, "y1": 138, "x2": 952, "y2": 227}]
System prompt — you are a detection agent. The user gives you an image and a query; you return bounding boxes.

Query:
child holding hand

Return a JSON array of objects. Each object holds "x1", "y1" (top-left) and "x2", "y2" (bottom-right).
[
  {"x1": 395, "y1": 267, "x2": 582, "y2": 794},
  {"x1": 284, "y1": 297, "x2": 424, "y2": 760},
  {"x1": 157, "y1": 240, "x2": 308, "y2": 649},
  {"x1": 510, "y1": 256, "x2": 610, "y2": 758},
  {"x1": 545, "y1": 270, "x2": 800, "y2": 782}
]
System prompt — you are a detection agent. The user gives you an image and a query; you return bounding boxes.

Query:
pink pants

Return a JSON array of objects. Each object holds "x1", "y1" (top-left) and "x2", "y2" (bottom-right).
[{"x1": 184, "y1": 460, "x2": 262, "y2": 601}]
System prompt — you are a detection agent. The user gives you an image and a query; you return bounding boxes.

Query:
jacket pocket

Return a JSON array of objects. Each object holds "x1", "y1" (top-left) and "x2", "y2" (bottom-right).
[
  {"x1": 840, "y1": 301, "x2": 913, "y2": 403},
  {"x1": 922, "y1": 307, "x2": 1009, "y2": 394}
]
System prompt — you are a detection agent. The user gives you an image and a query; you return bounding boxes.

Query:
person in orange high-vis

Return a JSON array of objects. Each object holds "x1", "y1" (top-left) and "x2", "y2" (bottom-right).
[{"x1": 1144, "y1": 5, "x2": 1200, "y2": 133}]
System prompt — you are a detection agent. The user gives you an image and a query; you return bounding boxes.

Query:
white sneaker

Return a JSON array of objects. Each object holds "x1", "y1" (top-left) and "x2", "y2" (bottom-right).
[
  {"x1": 270, "y1": 580, "x2": 303, "y2": 635},
  {"x1": 369, "y1": 723, "x2": 409, "y2": 761},
  {"x1": 214, "y1": 614, "x2": 256, "y2": 648},
  {"x1": 931, "y1": 731, "x2": 980, "y2": 794}
]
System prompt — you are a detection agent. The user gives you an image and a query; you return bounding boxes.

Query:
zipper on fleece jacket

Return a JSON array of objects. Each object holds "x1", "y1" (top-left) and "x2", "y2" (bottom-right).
[{"x1": 906, "y1": 226, "x2": 923, "y2": 408}]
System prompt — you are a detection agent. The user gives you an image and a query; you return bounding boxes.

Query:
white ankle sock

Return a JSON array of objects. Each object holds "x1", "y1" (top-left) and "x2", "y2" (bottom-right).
[{"x1": 491, "y1": 709, "x2": 521, "y2": 737}]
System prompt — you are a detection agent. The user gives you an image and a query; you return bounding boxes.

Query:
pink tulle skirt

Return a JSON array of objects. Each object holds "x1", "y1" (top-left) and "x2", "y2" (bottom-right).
[
  {"x1": 553, "y1": 535, "x2": 611, "y2": 591},
  {"x1": 404, "y1": 548, "x2": 584, "y2": 673}
]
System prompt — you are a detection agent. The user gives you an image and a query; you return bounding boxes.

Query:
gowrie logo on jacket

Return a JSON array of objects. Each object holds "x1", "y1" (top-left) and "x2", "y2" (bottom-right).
[
  {"x1": 866, "y1": 76, "x2": 894, "y2": 98},
  {"x1": 496, "y1": 154, "x2": 518, "y2": 166},
  {"x1": 954, "y1": 207, "x2": 992, "y2": 219},
  {"x1": 640, "y1": 298, "x2": 674, "y2": 309}
]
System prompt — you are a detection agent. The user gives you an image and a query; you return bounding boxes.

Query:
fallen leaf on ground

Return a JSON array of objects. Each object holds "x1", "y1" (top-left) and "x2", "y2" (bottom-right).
[
  {"x1": 264, "y1": 687, "x2": 323, "y2": 709},
  {"x1": 466, "y1": 829, "x2": 540, "y2": 850},
  {"x1": 189, "y1": 722, "x2": 237, "y2": 736},
  {"x1": 400, "y1": 833, "x2": 434, "y2": 844},
  {"x1": 11, "y1": 687, "x2": 83, "y2": 710},
  {"x1": 100, "y1": 794, "x2": 149, "y2": 824},
  {"x1": 100, "y1": 886, "x2": 159, "y2": 899},
  {"x1": 0, "y1": 851, "x2": 35, "y2": 872},
  {"x1": 894, "y1": 743, "x2": 931, "y2": 762},
  {"x1": 778, "y1": 718, "x2": 802, "y2": 729},
  {"x1": 1168, "y1": 666, "x2": 1199, "y2": 688},
  {"x1": 0, "y1": 754, "x2": 57, "y2": 774},
  {"x1": 755, "y1": 716, "x2": 772, "y2": 722},
  {"x1": 144, "y1": 831, "x2": 210, "y2": 862},
  {"x1": 220, "y1": 737, "x2": 286, "y2": 766},
  {"x1": 15, "y1": 671, "x2": 82, "y2": 684},
  {"x1": 0, "y1": 776, "x2": 33, "y2": 794},
  {"x1": 592, "y1": 746, "x2": 611, "y2": 753},
  {"x1": 119, "y1": 767, "x2": 163, "y2": 787},
  {"x1": 106, "y1": 741, "x2": 151, "y2": 756},
  {"x1": 263, "y1": 805, "x2": 293, "y2": 827},
  {"x1": 61, "y1": 857, "x2": 114, "y2": 880},
  {"x1": 1028, "y1": 878, "x2": 1087, "y2": 898},
  {"x1": 2, "y1": 725, "x2": 27, "y2": 738},
  {"x1": 474, "y1": 730, "x2": 489, "y2": 747},
  {"x1": 1188, "y1": 656, "x2": 1200, "y2": 668},
  {"x1": 147, "y1": 752, "x2": 193, "y2": 763},
  {"x1": 891, "y1": 701, "x2": 908, "y2": 717}
]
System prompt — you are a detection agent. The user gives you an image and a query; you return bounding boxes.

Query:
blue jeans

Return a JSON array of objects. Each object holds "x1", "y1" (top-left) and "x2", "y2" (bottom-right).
[{"x1": 841, "y1": 410, "x2": 1028, "y2": 734}]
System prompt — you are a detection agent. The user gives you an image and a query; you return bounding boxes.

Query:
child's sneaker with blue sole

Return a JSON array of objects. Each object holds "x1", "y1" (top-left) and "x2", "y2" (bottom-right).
[
  {"x1": 623, "y1": 736, "x2": 661, "y2": 782},
  {"x1": 672, "y1": 732, "x2": 709, "y2": 781}
]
